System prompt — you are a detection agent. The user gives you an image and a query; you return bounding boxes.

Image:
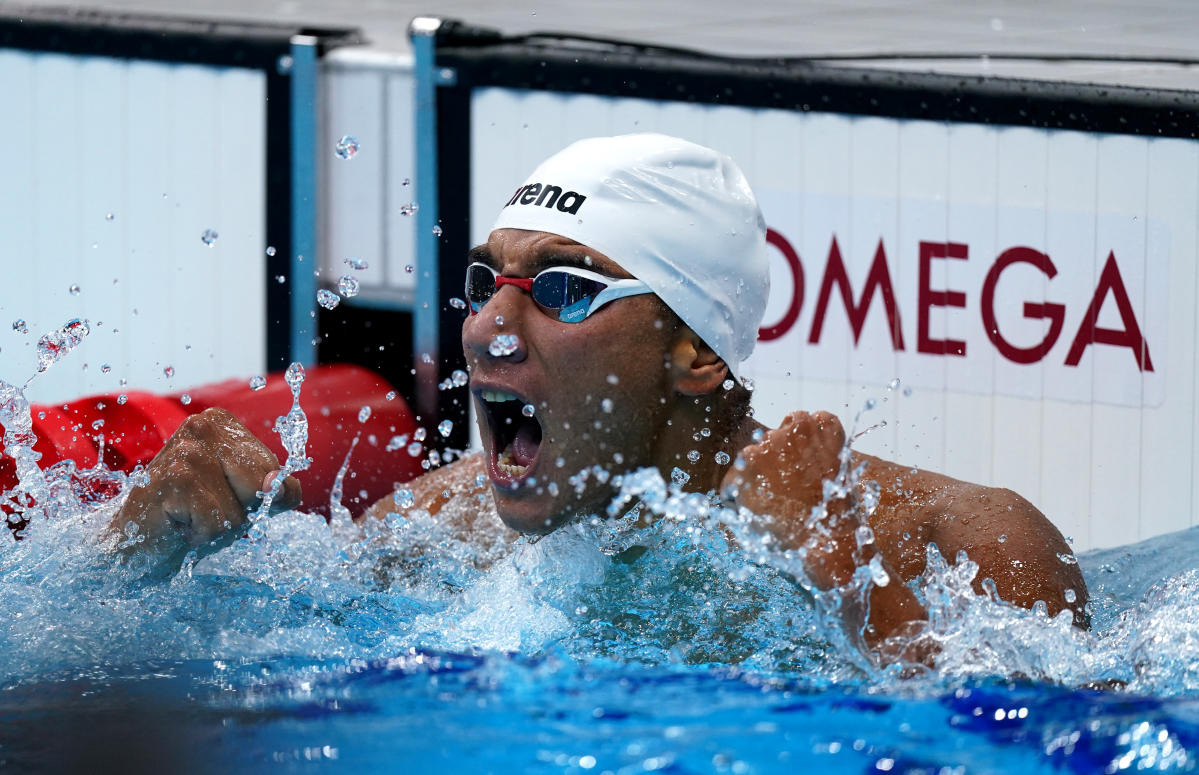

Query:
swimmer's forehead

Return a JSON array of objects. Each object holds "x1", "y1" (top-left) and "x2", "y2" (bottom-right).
[{"x1": 469, "y1": 230, "x2": 632, "y2": 279}]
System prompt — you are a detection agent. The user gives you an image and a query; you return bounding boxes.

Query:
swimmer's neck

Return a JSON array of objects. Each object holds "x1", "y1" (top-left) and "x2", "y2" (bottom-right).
[{"x1": 649, "y1": 394, "x2": 763, "y2": 497}]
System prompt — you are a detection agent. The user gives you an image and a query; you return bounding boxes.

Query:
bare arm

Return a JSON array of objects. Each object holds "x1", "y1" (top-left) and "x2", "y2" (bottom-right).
[
  {"x1": 362, "y1": 452, "x2": 508, "y2": 540},
  {"x1": 723, "y1": 410, "x2": 1087, "y2": 658}
]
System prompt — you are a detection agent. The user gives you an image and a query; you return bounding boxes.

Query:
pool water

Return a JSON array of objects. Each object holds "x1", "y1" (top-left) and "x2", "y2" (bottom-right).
[{"x1": 3, "y1": 378, "x2": 1199, "y2": 773}]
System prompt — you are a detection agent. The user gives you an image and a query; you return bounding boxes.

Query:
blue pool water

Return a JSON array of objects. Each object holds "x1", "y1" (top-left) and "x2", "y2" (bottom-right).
[{"x1": 3, "y1": 377, "x2": 1199, "y2": 773}]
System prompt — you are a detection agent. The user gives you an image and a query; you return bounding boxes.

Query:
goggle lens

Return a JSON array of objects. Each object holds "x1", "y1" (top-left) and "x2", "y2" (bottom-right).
[{"x1": 464, "y1": 263, "x2": 650, "y2": 323}]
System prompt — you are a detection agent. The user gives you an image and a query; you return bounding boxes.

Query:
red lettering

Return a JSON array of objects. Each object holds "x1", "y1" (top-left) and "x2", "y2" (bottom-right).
[
  {"x1": 808, "y1": 237, "x2": 904, "y2": 349},
  {"x1": 917, "y1": 241, "x2": 968, "y2": 356},
  {"x1": 758, "y1": 228, "x2": 804, "y2": 342},
  {"x1": 1064, "y1": 251, "x2": 1154, "y2": 372},
  {"x1": 980, "y1": 247, "x2": 1066, "y2": 364}
]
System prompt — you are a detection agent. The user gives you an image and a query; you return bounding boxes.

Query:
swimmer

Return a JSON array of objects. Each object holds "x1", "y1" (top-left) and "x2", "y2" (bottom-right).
[{"x1": 114, "y1": 134, "x2": 1087, "y2": 656}]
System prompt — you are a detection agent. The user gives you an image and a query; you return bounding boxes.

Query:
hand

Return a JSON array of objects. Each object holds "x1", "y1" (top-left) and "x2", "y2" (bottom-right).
[
  {"x1": 112, "y1": 407, "x2": 301, "y2": 553},
  {"x1": 722, "y1": 410, "x2": 856, "y2": 587}
]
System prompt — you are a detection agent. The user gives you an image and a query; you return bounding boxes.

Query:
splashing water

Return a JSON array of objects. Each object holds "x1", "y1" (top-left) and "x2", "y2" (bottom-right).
[
  {"x1": 254, "y1": 362, "x2": 311, "y2": 519},
  {"x1": 3, "y1": 387, "x2": 1199, "y2": 770},
  {"x1": 33, "y1": 318, "x2": 90, "y2": 376},
  {"x1": 334, "y1": 135, "x2": 360, "y2": 160},
  {"x1": 200, "y1": 229, "x2": 218, "y2": 246},
  {"x1": 337, "y1": 275, "x2": 360, "y2": 298},
  {"x1": 488, "y1": 334, "x2": 519, "y2": 357},
  {"x1": 316, "y1": 289, "x2": 340, "y2": 310}
]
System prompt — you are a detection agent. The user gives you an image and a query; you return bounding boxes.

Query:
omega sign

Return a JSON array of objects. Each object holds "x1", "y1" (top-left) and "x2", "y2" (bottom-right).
[{"x1": 748, "y1": 199, "x2": 1167, "y2": 408}]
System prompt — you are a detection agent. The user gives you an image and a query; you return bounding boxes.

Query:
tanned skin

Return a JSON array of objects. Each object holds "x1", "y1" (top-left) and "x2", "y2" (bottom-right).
[{"x1": 112, "y1": 228, "x2": 1088, "y2": 660}]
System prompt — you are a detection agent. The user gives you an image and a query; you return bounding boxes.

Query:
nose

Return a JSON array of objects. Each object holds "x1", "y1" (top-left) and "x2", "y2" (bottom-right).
[{"x1": 462, "y1": 285, "x2": 530, "y2": 364}]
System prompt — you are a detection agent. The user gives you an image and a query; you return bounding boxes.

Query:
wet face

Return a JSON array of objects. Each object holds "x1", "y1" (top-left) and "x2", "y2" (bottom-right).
[{"x1": 462, "y1": 229, "x2": 681, "y2": 534}]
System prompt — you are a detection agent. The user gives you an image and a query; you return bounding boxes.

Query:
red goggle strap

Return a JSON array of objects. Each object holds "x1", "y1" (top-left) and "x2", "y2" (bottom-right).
[{"x1": 494, "y1": 275, "x2": 533, "y2": 292}]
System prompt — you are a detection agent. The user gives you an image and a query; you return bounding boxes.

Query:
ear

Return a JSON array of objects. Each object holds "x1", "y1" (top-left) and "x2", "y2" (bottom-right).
[{"x1": 668, "y1": 333, "x2": 730, "y2": 397}]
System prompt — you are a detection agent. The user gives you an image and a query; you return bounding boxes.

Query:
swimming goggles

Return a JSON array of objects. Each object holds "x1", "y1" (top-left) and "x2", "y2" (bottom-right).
[{"x1": 465, "y1": 262, "x2": 653, "y2": 323}]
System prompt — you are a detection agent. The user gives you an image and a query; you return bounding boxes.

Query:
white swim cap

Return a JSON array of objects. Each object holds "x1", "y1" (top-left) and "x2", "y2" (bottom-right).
[{"x1": 490, "y1": 134, "x2": 769, "y2": 379}]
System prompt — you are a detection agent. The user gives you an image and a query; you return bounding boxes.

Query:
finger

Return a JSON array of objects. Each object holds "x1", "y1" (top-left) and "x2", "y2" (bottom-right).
[
  {"x1": 261, "y1": 470, "x2": 303, "y2": 513},
  {"x1": 162, "y1": 453, "x2": 248, "y2": 543},
  {"x1": 186, "y1": 410, "x2": 283, "y2": 507},
  {"x1": 162, "y1": 485, "x2": 236, "y2": 546}
]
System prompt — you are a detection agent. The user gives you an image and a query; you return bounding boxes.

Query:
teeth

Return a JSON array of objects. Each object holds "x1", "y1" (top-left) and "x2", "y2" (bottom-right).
[
  {"x1": 497, "y1": 449, "x2": 528, "y2": 475},
  {"x1": 481, "y1": 389, "x2": 519, "y2": 403}
]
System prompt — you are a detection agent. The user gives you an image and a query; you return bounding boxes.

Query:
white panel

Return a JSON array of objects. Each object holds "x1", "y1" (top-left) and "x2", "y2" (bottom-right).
[
  {"x1": 323, "y1": 68, "x2": 387, "y2": 291},
  {"x1": 893, "y1": 120, "x2": 949, "y2": 472},
  {"x1": 941, "y1": 123, "x2": 999, "y2": 487},
  {"x1": 1140, "y1": 138, "x2": 1198, "y2": 540},
  {"x1": 990, "y1": 127, "x2": 1049, "y2": 507},
  {"x1": 0, "y1": 50, "x2": 268, "y2": 406},
  {"x1": 385, "y1": 68, "x2": 417, "y2": 291},
  {"x1": 1087, "y1": 136, "x2": 1149, "y2": 549},
  {"x1": 1039, "y1": 131, "x2": 1100, "y2": 548}
]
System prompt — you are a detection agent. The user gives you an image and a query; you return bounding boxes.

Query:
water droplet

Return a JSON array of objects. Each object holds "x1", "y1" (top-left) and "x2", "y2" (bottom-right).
[
  {"x1": 521, "y1": 404, "x2": 535, "y2": 417},
  {"x1": 686, "y1": 449, "x2": 700, "y2": 463},
  {"x1": 401, "y1": 177, "x2": 411, "y2": 187},
  {"x1": 451, "y1": 370, "x2": 469, "y2": 387},
  {"x1": 344, "y1": 257, "x2": 368, "y2": 270},
  {"x1": 163, "y1": 365, "x2": 175, "y2": 378},
  {"x1": 700, "y1": 427, "x2": 711, "y2": 437},
  {"x1": 117, "y1": 393, "x2": 128, "y2": 405},
  {"x1": 751, "y1": 428, "x2": 765, "y2": 443},
  {"x1": 722, "y1": 379, "x2": 734, "y2": 391},
  {"x1": 100, "y1": 364, "x2": 111, "y2": 374},
  {"x1": 488, "y1": 334, "x2": 519, "y2": 357},
  {"x1": 394, "y1": 488, "x2": 415, "y2": 509},
  {"x1": 400, "y1": 202, "x2": 419, "y2": 216},
  {"x1": 358, "y1": 406, "x2": 371, "y2": 423},
  {"x1": 606, "y1": 374, "x2": 619, "y2": 385},
  {"x1": 1064, "y1": 588, "x2": 1077, "y2": 603},
  {"x1": 438, "y1": 419, "x2": 453, "y2": 437},
  {"x1": 903, "y1": 386, "x2": 913, "y2": 397},
  {"x1": 414, "y1": 427, "x2": 427, "y2": 442},
  {"x1": 249, "y1": 375, "x2": 267, "y2": 391},
  {"x1": 601, "y1": 398, "x2": 614, "y2": 413},
  {"x1": 406, "y1": 441, "x2": 422, "y2": 457},
  {"x1": 864, "y1": 398, "x2": 877, "y2": 411},
  {"x1": 494, "y1": 315, "x2": 504, "y2": 326},
  {"x1": 997, "y1": 534, "x2": 1007, "y2": 543},
  {"x1": 105, "y1": 212, "x2": 114, "y2": 221},
  {"x1": 888, "y1": 377, "x2": 901, "y2": 391},
  {"x1": 265, "y1": 245, "x2": 277, "y2": 257},
  {"x1": 742, "y1": 378, "x2": 755, "y2": 392},
  {"x1": 715, "y1": 451, "x2": 731, "y2": 465},
  {"x1": 200, "y1": 229, "x2": 218, "y2": 246},
  {"x1": 35, "y1": 318, "x2": 90, "y2": 373},
  {"x1": 432, "y1": 225, "x2": 443, "y2": 237},
  {"x1": 670, "y1": 467, "x2": 690, "y2": 486},
  {"x1": 405, "y1": 264, "x2": 415, "y2": 274},
  {"x1": 338, "y1": 275, "x2": 360, "y2": 298},
  {"x1": 68, "y1": 284, "x2": 80, "y2": 296},
  {"x1": 180, "y1": 393, "x2": 191, "y2": 406},
  {"x1": 276, "y1": 275, "x2": 287, "y2": 284},
  {"x1": 317, "y1": 289, "x2": 340, "y2": 310},
  {"x1": 334, "y1": 135, "x2": 359, "y2": 160},
  {"x1": 12, "y1": 319, "x2": 27, "y2": 334}
]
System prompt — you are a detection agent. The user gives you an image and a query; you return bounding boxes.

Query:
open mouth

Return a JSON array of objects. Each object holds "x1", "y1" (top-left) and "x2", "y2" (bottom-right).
[{"x1": 478, "y1": 389, "x2": 544, "y2": 484}]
